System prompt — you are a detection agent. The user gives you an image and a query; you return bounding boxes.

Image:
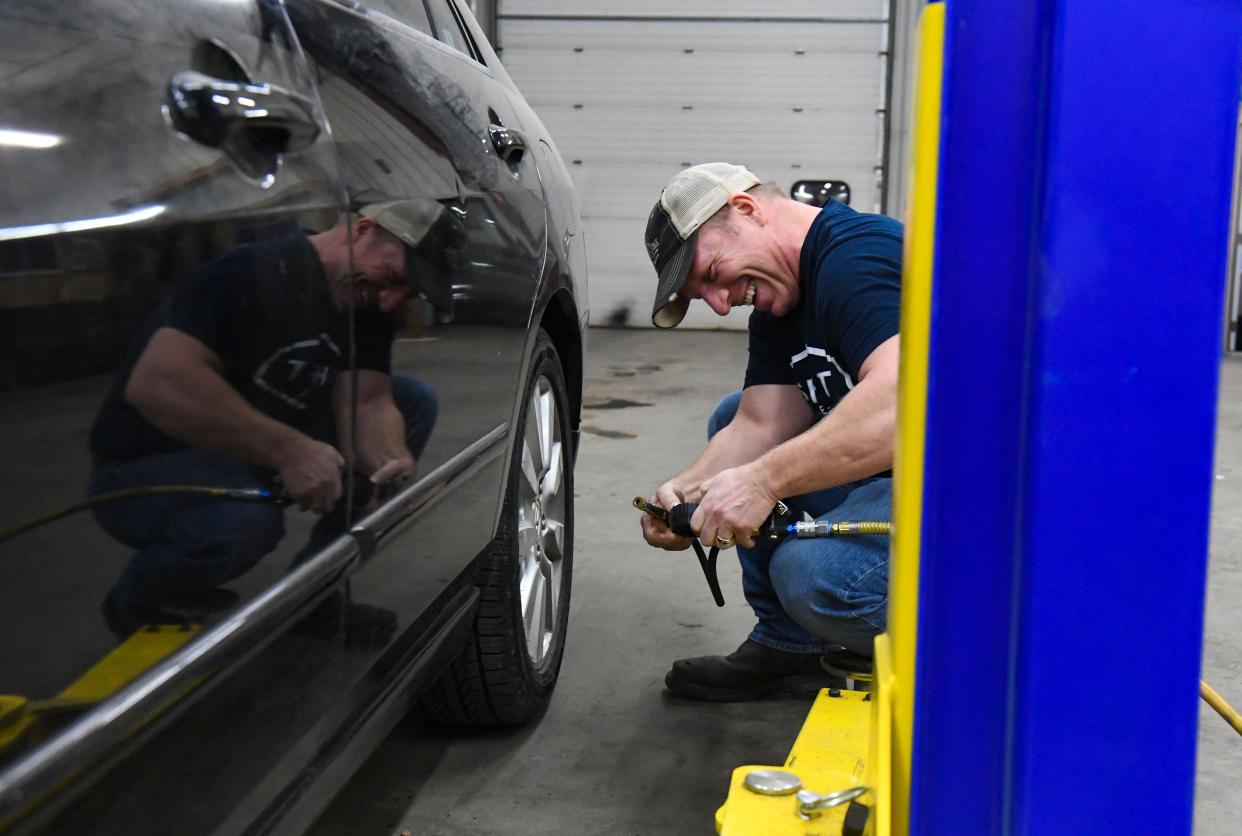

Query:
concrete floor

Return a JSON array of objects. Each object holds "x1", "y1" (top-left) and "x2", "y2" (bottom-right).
[{"x1": 310, "y1": 328, "x2": 1242, "y2": 835}]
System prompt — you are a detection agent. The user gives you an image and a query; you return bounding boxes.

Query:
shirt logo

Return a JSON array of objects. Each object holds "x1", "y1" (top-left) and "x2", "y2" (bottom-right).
[
  {"x1": 252, "y1": 333, "x2": 342, "y2": 411},
  {"x1": 788, "y1": 345, "x2": 854, "y2": 416}
]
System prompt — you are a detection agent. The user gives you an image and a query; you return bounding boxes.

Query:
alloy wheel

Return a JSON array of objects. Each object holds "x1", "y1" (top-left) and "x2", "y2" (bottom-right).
[{"x1": 516, "y1": 375, "x2": 566, "y2": 669}]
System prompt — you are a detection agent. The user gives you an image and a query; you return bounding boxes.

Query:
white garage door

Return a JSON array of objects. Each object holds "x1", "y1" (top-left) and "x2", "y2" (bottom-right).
[{"x1": 498, "y1": 0, "x2": 891, "y2": 330}]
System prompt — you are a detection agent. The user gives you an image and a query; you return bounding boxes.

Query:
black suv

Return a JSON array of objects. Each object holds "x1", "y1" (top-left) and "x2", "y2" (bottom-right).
[{"x1": 0, "y1": 1, "x2": 586, "y2": 832}]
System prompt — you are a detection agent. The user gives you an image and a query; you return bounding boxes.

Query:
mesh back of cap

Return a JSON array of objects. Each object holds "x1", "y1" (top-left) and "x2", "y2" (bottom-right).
[{"x1": 662, "y1": 163, "x2": 761, "y2": 237}]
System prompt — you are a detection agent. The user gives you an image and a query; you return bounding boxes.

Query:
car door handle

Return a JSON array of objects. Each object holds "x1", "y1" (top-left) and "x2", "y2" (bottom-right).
[
  {"x1": 488, "y1": 122, "x2": 526, "y2": 164},
  {"x1": 167, "y1": 70, "x2": 320, "y2": 154}
]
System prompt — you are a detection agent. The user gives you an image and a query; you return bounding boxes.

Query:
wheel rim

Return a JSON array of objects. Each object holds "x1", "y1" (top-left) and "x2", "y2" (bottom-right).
[{"x1": 517, "y1": 375, "x2": 566, "y2": 669}]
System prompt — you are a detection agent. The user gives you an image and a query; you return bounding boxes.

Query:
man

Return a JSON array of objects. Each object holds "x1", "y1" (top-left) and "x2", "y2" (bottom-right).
[
  {"x1": 89, "y1": 201, "x2": 455, "y2": 634},
  {"x1": 640, "y1": 163, "x2": 902, "y2": 701}
]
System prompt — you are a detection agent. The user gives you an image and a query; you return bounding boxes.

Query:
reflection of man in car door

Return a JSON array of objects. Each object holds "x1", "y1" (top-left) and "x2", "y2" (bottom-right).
[{"x1": 88, "y1": 201, "x2": 457, "y2": 635}]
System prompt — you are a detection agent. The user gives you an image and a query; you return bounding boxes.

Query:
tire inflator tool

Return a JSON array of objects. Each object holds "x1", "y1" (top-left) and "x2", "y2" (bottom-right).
[
  {"x1": 632, "y1": 497, "x2": 797, "y2": 607},
  {"x1": 632, "y1": 498, "x2": 892, "y2": 607}
]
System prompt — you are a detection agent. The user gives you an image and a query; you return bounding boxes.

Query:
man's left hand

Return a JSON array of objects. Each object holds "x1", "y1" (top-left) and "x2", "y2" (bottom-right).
[
  {"x1": 367, "y1": 455, "x2": 416, "y2": 507},
  {"x1": 691, "y1": 463, "x2": 779, "y2": 550}
]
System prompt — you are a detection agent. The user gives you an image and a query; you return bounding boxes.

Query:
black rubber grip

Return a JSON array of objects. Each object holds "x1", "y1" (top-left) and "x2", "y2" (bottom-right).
[{"x1": 667, "y1": 502, "x2": 698, "y2": 537}]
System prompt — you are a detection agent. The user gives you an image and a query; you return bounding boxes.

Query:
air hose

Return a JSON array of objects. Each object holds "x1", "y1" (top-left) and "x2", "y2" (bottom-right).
[
  {"x1": 0, "y1": 485, "x2": 284, "y2": 547},
  {"x1": 788, "y1": 520, "x2": 892, "y2": 537},
  {"x1": 1202, "y1": 680, "x2": 1242, "y2": 737}
]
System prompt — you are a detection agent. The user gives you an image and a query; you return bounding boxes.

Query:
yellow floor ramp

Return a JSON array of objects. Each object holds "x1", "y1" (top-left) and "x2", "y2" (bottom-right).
[
  {"x1": 1, "y1": 624, "x2": 201, "y2": 754},
  {"x1": 714, "y1": 687, "x2": 873, "y2": 835}
]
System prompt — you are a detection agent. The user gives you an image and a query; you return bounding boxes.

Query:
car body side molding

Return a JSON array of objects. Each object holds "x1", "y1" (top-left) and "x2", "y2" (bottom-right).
[{"x1": 350, "y1": 423, "x2": 509, "y2": 556}]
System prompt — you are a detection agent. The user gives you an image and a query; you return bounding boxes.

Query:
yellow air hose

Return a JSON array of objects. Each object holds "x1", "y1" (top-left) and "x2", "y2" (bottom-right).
[
  {"x1": 1201, "y1": 680, "x2": 1242, "y2": 737},
  {"x1": 0, "y1": 485, "x2": 281, "y2": 546}
]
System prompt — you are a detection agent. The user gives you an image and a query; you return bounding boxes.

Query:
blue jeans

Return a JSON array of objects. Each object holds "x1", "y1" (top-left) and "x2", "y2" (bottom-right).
[
  {"x1": 90, "y1": 375, "x2": 438, "y2": 611},
  {"x1": 708, "y1": 390, "x2": 890, "y2": 657}
]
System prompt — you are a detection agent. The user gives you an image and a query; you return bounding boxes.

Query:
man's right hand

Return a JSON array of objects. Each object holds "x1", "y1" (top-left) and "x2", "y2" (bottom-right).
[
  {"x1": 640, "y1": 482, "x2": 693, "y2": 551},
  {"x1": 277, "y1": 438, "x2": 345, "y2": 513}
]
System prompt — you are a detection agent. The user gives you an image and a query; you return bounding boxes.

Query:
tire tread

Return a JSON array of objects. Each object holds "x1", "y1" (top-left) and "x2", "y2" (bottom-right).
[{"x1": 419, "y1": 332, "x2": 572, "y2": 726}]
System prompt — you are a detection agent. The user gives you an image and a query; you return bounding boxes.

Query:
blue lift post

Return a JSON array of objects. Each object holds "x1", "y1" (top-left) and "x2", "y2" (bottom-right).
[{"x1": 911, "y1": 2, "x2": 1242, "y2": 834}]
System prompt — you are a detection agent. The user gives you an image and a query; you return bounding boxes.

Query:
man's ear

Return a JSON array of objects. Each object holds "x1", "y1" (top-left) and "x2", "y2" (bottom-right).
[
  {"x1": 728, "y1": 192, "x2": 763, "y2": 224},
  {"x1": 353, "y1": 216, "x2": 378, "y2": 239}
]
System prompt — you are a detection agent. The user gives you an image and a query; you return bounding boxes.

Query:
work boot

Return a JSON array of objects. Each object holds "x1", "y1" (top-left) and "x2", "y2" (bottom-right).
[
  {"x1": 664, "y1": 639, "x2": 843, "y2": 702},
  {"x1": 102, "y1": 593, "x2": 183, "y2": 638},
  {"x1": 102, "y1": 588, "x2": 239, "y2": 639},
  {"x1": 819, "y1": 645, "x2": 874, "y2": 679}
]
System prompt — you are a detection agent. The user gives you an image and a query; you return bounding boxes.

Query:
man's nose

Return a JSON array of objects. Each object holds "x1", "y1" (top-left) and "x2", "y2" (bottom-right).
[{"x1": 706, "y1": 289, "x2": 731, "y2": 316}]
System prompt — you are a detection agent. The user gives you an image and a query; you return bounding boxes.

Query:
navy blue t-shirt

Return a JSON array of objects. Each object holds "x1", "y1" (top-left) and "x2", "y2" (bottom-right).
[
  {"x1": 91, "y1": 234, "x2": 393, "y2": 464},
  {"x1": 744, "y1": 200, "x2": 902, "y2": 416}
]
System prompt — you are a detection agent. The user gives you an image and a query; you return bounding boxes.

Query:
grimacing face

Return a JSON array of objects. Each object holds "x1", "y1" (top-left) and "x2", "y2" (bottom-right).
[
  {"x1": 338, "y1": 221, "x2": 411, "y2": 313},
  {"x1": 679, "y1": 208, "x2": 800, "y2": 318}
]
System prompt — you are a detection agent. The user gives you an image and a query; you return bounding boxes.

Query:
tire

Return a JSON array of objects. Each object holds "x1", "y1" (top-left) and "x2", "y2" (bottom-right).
[{"x1": 420, "y1": 330, "x2": 574, "y2": 725}]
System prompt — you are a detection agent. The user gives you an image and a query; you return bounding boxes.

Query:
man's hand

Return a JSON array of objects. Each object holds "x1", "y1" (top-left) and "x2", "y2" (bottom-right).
[
  {"x1": 277, "y1": 438, "x2": 345, "y2": 513},
  {"x1": 368, "y1": 455, "x2": 416, "y2": 507},
  {"x1": 692, "y1": 463, "x2": 779, "y2": 549},
  {"x1": 640, "y1": 481, "x2": 693, "y2": 551}
]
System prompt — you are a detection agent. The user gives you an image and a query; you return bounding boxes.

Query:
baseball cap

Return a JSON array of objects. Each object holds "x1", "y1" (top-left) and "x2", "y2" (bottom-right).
[
  {"x1": 359, "y1": 199, "x2": 459, "y2": 313},
  {"x1": 644, "y1": 162, "x2": 761, "y2": 327}
]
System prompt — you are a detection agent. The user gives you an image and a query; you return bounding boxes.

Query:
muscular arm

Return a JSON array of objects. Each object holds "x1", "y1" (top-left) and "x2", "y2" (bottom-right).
[
  {"x1": 693, "y1": 334, "x2": 899, "y2": 547},
  {"x1": 755, "y1": 334, "x2": 898, "y2": 498},
  {"x1": 125, "y1": 327, "x2": 343, "y2": 510},
  {"x1": 333, "y1": 370, "x2": 414, "y2": 486},
  {"x1": 667, "y1": 384, "x2": 816, "y2": 504}
]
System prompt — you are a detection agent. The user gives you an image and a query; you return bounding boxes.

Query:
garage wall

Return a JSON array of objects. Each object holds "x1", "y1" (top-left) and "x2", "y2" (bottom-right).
[{"x1": 497, "y1": 0, "x2": 892, "y2": 329}]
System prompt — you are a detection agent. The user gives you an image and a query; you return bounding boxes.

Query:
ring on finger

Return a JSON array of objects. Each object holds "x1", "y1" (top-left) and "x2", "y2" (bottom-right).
[{"x1": 715, "y1": 533, "x2": 734, "y2": 548}]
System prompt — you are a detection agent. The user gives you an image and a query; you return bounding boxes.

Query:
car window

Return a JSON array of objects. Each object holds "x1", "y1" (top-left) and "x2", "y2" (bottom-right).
[
  {"x1": 361, "y1": 0, "x2": 433, "y2": 36},
  {"x1": 422, "y1": 0, "x2": 476, "y2": 60}
]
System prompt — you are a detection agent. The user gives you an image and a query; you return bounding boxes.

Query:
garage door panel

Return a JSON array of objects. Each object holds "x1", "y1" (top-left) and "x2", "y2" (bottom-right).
[
  {"x1": 507, "y1": 56, "x2": 882, "y2": 111},
  {"x1": 570, "y1": 161, "x2": 879, "y2": 222},
  {"x1": 318, "y1": 76, "x2": 459, "y2": 200},
  {"x1": 498, "y1": 3, "x2": 888, "y2": 329},
  {"x1": 500, "y1": 1, "x2": 887, "y2": 20},
  {"x1": 500, "y1": 19, "x2": 885, "y2": 54},
  {"x1": 540, "y1": 109, "x2": 879, "y2": 168}
]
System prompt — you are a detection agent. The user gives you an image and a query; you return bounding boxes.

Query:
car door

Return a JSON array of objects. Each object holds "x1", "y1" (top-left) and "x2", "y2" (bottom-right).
[
  {"x1": 0, "y1": 0, "x2": 363, "y2": 831},
  {"x1": 285, "y1": 0, "x2": 548, "y2": 640}
]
